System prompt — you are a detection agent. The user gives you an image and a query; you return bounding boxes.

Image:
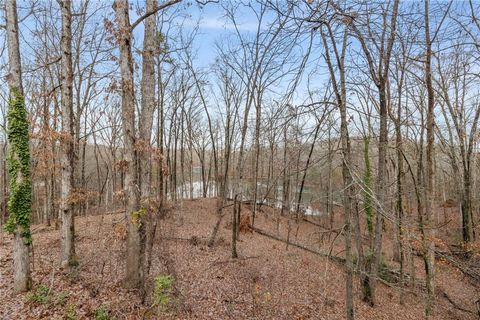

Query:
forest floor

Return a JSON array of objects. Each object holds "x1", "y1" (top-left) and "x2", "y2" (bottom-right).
[{"x1": 0, "y1": 198, "x2": 479, "y2": 319}]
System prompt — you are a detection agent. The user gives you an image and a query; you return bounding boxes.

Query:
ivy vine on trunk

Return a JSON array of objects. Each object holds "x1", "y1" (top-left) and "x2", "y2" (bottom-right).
[
  {"x1": 363, "y1": 136, "x2": 374, "y2": 238},
  {"x1": 4, "y1": 87, "x2": 32, "y2": 244}
]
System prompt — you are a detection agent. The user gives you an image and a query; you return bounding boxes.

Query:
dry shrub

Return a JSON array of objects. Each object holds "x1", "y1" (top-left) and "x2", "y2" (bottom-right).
[
  {"x1": 113, "y1": 223, "x2": 127, "y2": 241},
  {"x1": 239, "y1": 214, "x2": 252, "y2": 233},
  {"x1": 441, "y1": 198, "x2": 456, "y2": 208},
  {"x1": 324, "y1": 297, "x2": 336, "y2": 308},
  {"x1": 224, "y1": 214, "x2": 252, "y2": 233},
  {"x1": 189, "y1": 235, "x2": 200, "y2": 246}
]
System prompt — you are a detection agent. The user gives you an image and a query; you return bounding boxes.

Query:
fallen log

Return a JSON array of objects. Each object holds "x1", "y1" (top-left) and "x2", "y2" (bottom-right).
[
  {"x1": 413, "y1": 247, "x2": 480, "y2": 285},
  {"x1": 251, "y1": 226, "x2": 345, "y2": 264},
  {"x1": 251, "y1": 226, "x2": 422, "y2": 291},
  {"x1": 441, "y1": 291, "x2": 476, "y2": 315},
  {"x1": 302, "y1": 217, "x2": 341, "y2": 234}
]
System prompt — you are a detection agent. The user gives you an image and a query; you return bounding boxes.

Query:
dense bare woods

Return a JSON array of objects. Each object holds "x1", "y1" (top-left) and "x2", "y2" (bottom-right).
[{"x1": 1, "y1": 0, "x2": 480, "y2": 319}]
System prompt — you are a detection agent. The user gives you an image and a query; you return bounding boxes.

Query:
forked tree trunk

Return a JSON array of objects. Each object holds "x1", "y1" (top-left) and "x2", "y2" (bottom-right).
[
  {"x1": 207, "y1": 109, "x2": 232, "y2": 247},
  {"x1": 114, "y1": 0, "x2": 144, "y2": 289},
  {"x1": 295, "y1": 122, "x2": 320, "y2": 217}
]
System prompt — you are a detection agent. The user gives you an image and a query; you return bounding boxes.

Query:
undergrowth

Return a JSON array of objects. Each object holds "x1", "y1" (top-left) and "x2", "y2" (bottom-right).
[{"x1": 153, "y1": 274, "x2": 174, "y2": 311}]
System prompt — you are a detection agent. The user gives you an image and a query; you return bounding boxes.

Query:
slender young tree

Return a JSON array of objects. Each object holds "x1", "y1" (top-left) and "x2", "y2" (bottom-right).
[
  {"x1": 321, "y1": 22, "x2": 354, "y2": 320},
  {"x1": 423, "y1": 0, "x2": 436, "y2": 316}
]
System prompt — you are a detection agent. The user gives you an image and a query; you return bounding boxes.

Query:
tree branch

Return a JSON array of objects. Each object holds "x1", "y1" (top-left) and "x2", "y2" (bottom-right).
[{"x1": 130, "y1": 0, "x2": 182, "y2": 31}]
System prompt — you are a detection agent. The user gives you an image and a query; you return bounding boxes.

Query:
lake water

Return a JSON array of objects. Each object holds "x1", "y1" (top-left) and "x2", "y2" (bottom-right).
[{"x1": 169, "y1": 181, "x2": 325, "y2": 216}]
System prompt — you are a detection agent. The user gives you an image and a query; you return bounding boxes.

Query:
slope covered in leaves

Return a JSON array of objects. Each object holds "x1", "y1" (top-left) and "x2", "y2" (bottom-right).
[{"x1": 0, "y1": 198, "x2": 477, "y2": 319}]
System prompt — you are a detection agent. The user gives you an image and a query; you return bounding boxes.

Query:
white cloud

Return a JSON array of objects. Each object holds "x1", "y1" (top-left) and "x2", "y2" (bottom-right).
[{"x1": 197, "y1": 16, "x2": 259, "y2": 32}]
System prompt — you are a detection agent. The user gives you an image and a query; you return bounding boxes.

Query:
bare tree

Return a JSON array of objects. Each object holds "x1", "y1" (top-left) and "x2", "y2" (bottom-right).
[
  {"x1": 321, "y1": 20, "x2": 355, "y2": 320},
  {"x1": 436, "y1": 42, "x2": 480, "y2": 244},
  {"x1": 333, "y1": 0, "x2": 400, "y2": 305}
]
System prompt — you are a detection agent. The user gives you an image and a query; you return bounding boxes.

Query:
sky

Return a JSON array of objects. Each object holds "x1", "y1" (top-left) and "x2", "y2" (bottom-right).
[
  {"x1": 129, "y1": 1, "x2": 269, "y2": 68},
  {"x1": 1, "y1": 0, "x2": 476, "y2": 140},
  {"x1": 171, "y1": 1, "x2": 273, "y2": 68}
]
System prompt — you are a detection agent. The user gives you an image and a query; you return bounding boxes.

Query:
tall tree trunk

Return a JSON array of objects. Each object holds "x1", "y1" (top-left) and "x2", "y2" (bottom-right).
[
  {"x1": 114, "y1": 0, "x2": 144, "y2": 289},
  {"x1": 368, "y1": 83, "x2": 389, "y2": 305},
  {"x1": 207, "y1": 110, "x2": 232, "y2": 247},
  {"x1": 424, "y1": 0, "x2": 436, "y2": 315},
  {"x1": 5, "y1": 0, "x2": 32, "y2": 293},
  {"x1": 59, "y1": 0, "x2": 76, "y2": 268},
  {"x1": 1, "y1": 142, "x2": 6, "y2": 225},
  {"x1": 295, "y1": 122, "x2": 320, "y2": 216},
  {"x1": 336, "y1": 0, "x2": 399, "y2": 304},
  {"x1": 252, "y1": 92, "x2": 262, "y2": 226},
  {"x1": 327, "y1": 116, "x2": 333, "y2": 232},
  {"x1": 156, "y1": 53, "x2": 167, "y2": 203},
  {"x1": 338, "y1": 36, "x2": 355, "y2": 320},
  {"x1": 363, "y1": 136, "x2": 374, "y2": 240},
  {"x1": 139, "y1": 0, "x2": 157, "y2": 276},
  {"x1": 462, "y1": 168, "x2": 474, "y2": 242},
  {"x1": 393, "y1": 62, "x2": 406, "y2": 304},
  {"x1": 230, "y1": 86, "x2": 254, "y2": 257},
  {"x1": 321, "y1": 25, "x2": 354, "y2": 320}
]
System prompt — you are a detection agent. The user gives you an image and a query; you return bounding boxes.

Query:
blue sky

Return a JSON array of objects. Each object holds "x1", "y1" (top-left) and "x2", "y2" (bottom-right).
[
  {"x1": 175, "y1": 1, "x2": 272, "y2": 68},
  {"x1": 1, "y1": 0, "x2": 473, "y2": 139}
]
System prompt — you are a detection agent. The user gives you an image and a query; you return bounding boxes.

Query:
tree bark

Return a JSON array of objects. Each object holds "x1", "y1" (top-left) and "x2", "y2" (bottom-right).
[
  {"x1": 114, "y1": 0, "x2": 144, "y2": 289},
  {"x1": 5, "y1": 0, "x2": 32, "y2": 293},
  {"x1": 139, "y1": 0, "x2": 156, "y2": 198},
  {"x1": 139, "y1": 0, "x2": 158, "y2": 277},
  {"x1": 424, "y1": 0, "x2": 436, "y2": 316},
  {"x1": 59, "y1": 0, "x2": 76, "y2": 268}
]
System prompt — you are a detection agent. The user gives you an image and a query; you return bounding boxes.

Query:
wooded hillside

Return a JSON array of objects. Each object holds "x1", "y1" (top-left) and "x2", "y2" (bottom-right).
[{"x1": 1, "y1": 0, "x2": 480, "y2": 319}]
